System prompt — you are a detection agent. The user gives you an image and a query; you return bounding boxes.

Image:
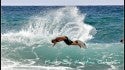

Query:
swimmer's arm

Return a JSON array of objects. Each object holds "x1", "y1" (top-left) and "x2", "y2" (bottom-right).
[{"x1": 52, "y1": 43, "x2": 56, "y2": 47}]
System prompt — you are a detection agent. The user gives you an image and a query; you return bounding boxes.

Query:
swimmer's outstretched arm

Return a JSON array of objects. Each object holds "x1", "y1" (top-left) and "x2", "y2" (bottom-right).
[{"x1": 52, "y1": 43, "x2": 56, "y2": 47}]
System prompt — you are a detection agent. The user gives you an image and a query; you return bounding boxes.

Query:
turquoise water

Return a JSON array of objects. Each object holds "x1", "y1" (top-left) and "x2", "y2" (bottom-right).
[{"x1": 1, "y1": 6, "x2": 124, "y2": 70}]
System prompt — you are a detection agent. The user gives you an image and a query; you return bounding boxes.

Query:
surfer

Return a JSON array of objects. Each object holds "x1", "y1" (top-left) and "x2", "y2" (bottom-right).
[
  {"x1": 120, "y1": 38, "x2": 124, "y2": 44},
  {"x1": 51, "y1": 36, "x2": 86, "y2": 48}
]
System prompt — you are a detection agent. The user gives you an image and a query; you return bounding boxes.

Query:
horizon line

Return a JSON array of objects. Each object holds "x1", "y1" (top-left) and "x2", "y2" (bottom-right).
[{"x1": 1, "y1": 4, "x2": 124, "y2": 6}]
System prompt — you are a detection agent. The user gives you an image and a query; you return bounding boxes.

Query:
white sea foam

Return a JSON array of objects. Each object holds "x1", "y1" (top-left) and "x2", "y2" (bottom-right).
[
  {"x1": 1, "y1": 65, "x2": 74, "y2": 70},
  {"x1": 1, "y1": 7, "x2": 96, "y2": 45}
]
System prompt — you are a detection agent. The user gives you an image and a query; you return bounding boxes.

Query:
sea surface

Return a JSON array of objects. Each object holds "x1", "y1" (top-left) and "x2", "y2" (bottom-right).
[{"x1": 1, "y1": 6, "x2": 124, "y2": 70}]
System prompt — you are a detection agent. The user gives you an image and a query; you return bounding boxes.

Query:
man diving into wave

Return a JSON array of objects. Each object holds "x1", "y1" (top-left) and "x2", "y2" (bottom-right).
[{"x1": 51, "y1": 36, "x2": 86, "y2": 48}]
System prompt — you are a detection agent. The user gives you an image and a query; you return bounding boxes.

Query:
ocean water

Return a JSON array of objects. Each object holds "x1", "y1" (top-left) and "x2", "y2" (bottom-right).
[{"x1": 1, "y1": 6, "x2": 124, "y2": 70}]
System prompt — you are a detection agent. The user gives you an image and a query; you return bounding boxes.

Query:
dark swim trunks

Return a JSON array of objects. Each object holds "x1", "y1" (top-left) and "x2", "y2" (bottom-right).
[{"x1": 64, "y1": 36, "x2": 73, "y2": 45}]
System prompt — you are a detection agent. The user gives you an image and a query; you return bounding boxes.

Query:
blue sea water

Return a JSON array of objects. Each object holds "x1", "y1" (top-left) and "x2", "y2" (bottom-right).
[{"x1": 1, "y1": 6, "x2": 124, "y2": 70}]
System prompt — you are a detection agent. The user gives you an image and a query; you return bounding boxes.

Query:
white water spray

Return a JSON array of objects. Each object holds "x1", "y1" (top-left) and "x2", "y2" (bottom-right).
[{"x1": 1, "y1": 7, "x2": 96, "y2": 45}]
